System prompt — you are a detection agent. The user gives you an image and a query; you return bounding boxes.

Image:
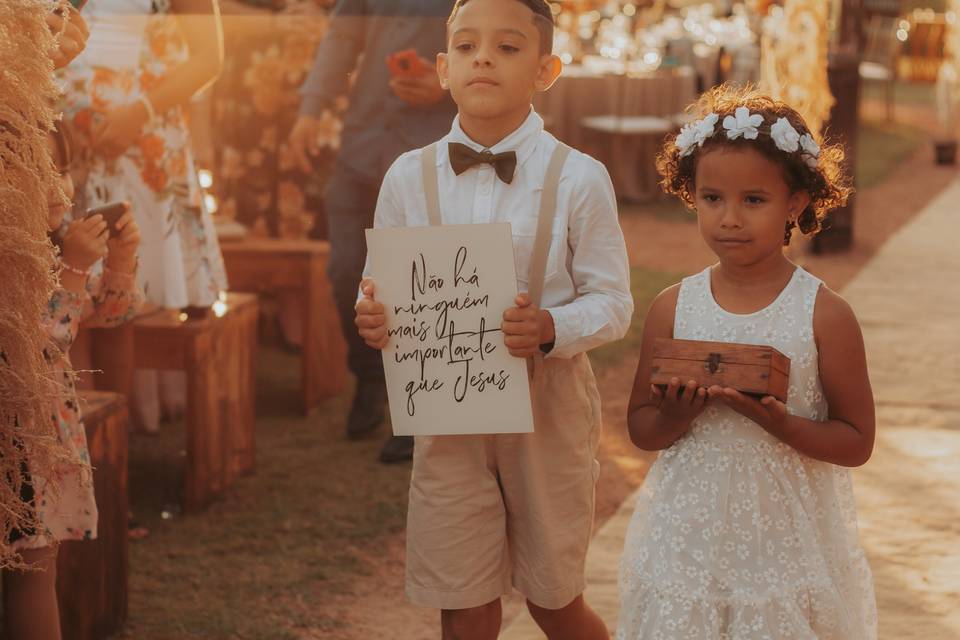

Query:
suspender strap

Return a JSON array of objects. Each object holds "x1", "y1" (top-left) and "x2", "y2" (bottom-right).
[
  {"x1": 527, "y1": 142, "x2": 572, "y2": 308},
  {"x1": 421, "y1": 143, "x2": 442, "y2": 227},
  {"x1": 418, "y1": 140, "x2": 572, "y2": 308}
]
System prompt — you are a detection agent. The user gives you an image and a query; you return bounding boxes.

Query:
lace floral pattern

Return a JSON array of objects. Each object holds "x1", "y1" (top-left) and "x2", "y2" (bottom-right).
[{"x1": 617, "y1": 267, "x2": 877, "y2": 639}]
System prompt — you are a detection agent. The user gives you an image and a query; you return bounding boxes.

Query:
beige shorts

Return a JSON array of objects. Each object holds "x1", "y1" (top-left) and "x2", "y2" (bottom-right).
[{"x1": 405, "y1": 353, "x2": 602, "y2": 611}]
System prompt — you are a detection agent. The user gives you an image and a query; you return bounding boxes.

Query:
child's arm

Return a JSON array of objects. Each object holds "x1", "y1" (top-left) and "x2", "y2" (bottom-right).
[
  {"x1": 626, "y1": 285, "x2": 709, "y2": 451},
  {"x1": 536, "y1": 157, "x2": 633, "y2": 359},
  {"x1": 708, "y1": 287, "x2": 875, "y2": 467},
  {"x1": 84, "y1": 210, "x2": 144, "y2": 328}
]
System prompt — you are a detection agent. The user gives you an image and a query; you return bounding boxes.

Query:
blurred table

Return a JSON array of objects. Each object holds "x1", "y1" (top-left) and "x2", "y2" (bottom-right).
[
  {"x1": 219, "y1": 238, "x2": 348, "y2": 414},
  {"x1": 535, "y1": 66, "x2": 697, "y2": 201}
]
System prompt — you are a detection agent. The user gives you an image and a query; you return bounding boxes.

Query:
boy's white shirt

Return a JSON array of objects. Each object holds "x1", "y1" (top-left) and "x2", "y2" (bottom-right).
[{"x1": 363, "y1": 109, "x2": 633, "y2": 360}]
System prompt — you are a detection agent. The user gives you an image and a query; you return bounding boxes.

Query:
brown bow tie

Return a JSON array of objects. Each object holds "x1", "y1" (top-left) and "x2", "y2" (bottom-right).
[{"x1": 448, "y1": 142, "x2": 518, "y2": 184}]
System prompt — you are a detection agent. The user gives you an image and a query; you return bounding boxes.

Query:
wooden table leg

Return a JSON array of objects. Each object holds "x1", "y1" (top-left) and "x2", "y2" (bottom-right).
[
  {"x1": 302, "y1": 254, "x2": 348, "y2": 414},
  {"x1": 183, "y1": 332, "x2": 218, "y2": 513}
]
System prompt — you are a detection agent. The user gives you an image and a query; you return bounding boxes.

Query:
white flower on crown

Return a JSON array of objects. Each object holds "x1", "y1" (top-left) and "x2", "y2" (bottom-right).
[
  {"x1": 799, "y1": 133, "x2": 821, "y2": 169},
  {"x1": 770, "y1": 117, "x2": 800, "y2": 153},
  {"x1": 676, "y1": 113, "x2": 720, "y2": 157},
  {"x1": 723, "y1": 107, "x2": 764, "y2": 140}
]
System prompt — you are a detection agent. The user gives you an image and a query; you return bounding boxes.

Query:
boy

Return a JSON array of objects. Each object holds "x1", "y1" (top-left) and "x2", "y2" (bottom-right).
[{"x1": 355, "y1": 1, "x2": 632, "y2": 638}]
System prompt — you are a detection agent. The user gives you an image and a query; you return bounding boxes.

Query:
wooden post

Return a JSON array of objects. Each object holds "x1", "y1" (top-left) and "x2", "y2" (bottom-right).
[{"x1": 813, "y1": 0, "x2": 864, "y2": 253}]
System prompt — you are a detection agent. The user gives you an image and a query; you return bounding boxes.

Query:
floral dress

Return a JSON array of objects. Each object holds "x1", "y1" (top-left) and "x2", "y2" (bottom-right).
[
  {"x1": 617, "y1": 267, "x2": 876, "y2": 639},
  {"x1": 211, "y1": 0, "x2": 346, "y2": 239},
  {"x1": 59, "y1": 0, "x2": 227, "y2": 308},
  {"x1": 16, "y1": 267, "x2": 144, "y2": 550}
]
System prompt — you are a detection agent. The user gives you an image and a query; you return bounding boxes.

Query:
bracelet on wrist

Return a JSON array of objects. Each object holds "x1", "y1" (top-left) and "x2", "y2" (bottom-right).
[{"x1": 61, "y1": 260, "x2": 89, "y2": 277}]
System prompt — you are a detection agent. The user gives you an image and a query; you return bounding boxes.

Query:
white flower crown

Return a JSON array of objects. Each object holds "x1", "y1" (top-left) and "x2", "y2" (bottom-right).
[{"x1": 676, "y1": 106, "x2": 821, "y2": 169}]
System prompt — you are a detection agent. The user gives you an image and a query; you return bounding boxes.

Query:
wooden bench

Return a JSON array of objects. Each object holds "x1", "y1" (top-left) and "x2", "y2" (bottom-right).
[
  {"x1": 56, "y1": 391, "x2": 129, "y2": 640},
  {"x1": 219, "y1": 238, "x2": 348, "y2": 414},
  {"x1": 132, "y1": 292, "x2": 258, "y2": 512}
]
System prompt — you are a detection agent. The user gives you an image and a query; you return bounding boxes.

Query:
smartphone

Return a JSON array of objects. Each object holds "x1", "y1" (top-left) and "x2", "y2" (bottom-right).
[
  {"x1": 85, "y1": 202, "x2": 127, "y2": 237},
  {"x1": 386, "y1": 49, "x2": 426, "y2": 78}
]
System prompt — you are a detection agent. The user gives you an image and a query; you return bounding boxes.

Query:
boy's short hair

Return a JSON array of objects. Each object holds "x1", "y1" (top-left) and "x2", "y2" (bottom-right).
[{"x1": 448, "y1": 0, "x2": 555, "y2": 56}]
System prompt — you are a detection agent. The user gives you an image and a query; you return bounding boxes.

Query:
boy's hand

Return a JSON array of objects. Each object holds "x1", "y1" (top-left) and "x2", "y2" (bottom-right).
[
  {"x1": 501, "y1": 294, "x2": 554, "y2": 358},
  {"x1": 105, "y1": 206, "x2": 140, "y2": 274},
  {"x1": 707, "y1": 386, "x2": 788, "y2": 430},
  {"x1": 61, "y1": 215, "x2": 108, "y2": 272},
  {"x1": 355, "y1": 278, "x2": 389, "y2": 350},
  {"x1": 651, "y1": 377, "x2": 707, "y2": 429}
]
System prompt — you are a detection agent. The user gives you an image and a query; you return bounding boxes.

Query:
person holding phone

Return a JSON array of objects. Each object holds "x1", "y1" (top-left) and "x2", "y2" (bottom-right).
[
  {"x1": 289, "y1": 0, "x2": 457, "y2": 463},
  {"x1": 59, "y1": 0, "x2": 228, "y2": 433}
]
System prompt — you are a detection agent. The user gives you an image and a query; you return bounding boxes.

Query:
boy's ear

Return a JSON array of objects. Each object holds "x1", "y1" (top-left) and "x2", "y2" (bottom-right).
[
  {"x1": 535, "y1": 54, "x2": 563, "y2": 92},
  {"x1": 437, "y1": 52, "x2": 449, "y2": 90}
]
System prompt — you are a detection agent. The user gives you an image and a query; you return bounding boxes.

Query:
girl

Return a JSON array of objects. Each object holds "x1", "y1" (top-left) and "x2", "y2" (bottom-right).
[
  {"x1": 617, "y1": 85, "x2": 877, "y2": 639},
  {"x1": 3, "y1": 121, "x2": 143, "y2": 640}
]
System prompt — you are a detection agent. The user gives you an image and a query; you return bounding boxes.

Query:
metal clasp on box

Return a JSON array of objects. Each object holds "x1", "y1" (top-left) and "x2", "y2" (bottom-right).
[{"x1": 706, "y1": 352, "x2": 722, "y2": 375}]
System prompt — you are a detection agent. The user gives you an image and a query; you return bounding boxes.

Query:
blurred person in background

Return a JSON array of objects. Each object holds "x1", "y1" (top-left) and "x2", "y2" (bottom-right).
[
  {"x1": 59, "y1": 0, "x2": 228, "y2": 433},
  {"x1": 289, "y1": 0, "x2": 457, "y2": 463}
]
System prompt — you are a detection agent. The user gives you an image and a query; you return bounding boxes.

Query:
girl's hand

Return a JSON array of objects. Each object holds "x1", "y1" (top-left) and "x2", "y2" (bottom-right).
[
  {"x1": 61, "y1": 215, "x2": 109, "y2": 273},
  {"x1": 707, "y1": 386, "x2": 789, "y2": 429},
  {"x1": 652, "y1": 377, "x2": 708, "y2": 429},
  {"x1": 105, "y1": 206, "x2": 140, "y2": 274},
  {"x1": 91, "y1": 103, "x2": 149, "y2": 159}
]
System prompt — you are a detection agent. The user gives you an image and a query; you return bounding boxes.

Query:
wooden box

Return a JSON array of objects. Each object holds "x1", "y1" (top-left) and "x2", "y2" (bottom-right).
[
  {"x1": 650, "y1": 338, "x2": 791, "y2": 403},
  {"x1": 57, "y1": 391, "x2": 129, "y2": 640}
]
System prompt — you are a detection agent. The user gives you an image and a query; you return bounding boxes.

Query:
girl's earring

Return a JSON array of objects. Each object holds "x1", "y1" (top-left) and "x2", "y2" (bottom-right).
[{"x1": 783, "y1": 221, "x2": 796, "y2": 246}]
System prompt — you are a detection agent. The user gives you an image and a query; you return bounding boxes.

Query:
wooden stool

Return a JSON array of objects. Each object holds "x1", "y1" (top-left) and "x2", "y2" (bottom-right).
[
  {"x1": 219, "y1": 238, "x2": 348, "y2": 414},
  {"x1": 132, "y1": 293, "x2": 258, "y2": 512},
  {"x1": 56, "y1": 391, "x2": 129, "y2": 640}
]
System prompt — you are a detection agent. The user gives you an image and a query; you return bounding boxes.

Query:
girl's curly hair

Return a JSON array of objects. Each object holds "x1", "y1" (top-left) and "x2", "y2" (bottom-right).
[{"x1": 656, "y1": 84, "x2": 852, "y2": 244}]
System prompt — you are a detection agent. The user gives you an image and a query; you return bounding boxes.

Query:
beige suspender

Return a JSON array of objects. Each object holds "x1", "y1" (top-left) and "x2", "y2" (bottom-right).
[
  {"x1": 419, "y1": 141, "x2": 572, "y2": 307},
  {"x1": 527, "y1": 143, "x2": 571, "y2": 308},
  {"x1": 421, "y1": 143, "x2": 442, "y2": 227}
]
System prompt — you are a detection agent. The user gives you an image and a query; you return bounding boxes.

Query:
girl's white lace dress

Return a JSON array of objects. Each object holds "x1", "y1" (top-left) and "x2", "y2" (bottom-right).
[{"x1": 617, "y1": 267, "x2": 877, "y2": 639}]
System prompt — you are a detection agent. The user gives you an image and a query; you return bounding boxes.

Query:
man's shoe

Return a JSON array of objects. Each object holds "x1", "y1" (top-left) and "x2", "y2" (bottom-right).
[
  {"x1": 346, "y1": 379, "x2": 387, "y2": 440},
  {"x1": 379, "y1": 435, "x2": 414, "y2": 464}
]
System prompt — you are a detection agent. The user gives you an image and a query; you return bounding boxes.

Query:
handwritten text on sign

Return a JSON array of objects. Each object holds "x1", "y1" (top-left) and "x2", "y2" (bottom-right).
[{"x1": 365, "y1": 223, "x2": 534, "y2": 436}]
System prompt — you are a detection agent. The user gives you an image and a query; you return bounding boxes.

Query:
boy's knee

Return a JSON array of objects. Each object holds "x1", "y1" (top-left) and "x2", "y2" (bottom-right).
[
  {"x1": 441, "y1": 599, "x2": 501, "y2": 640},
  {"x1": 527, "y1": 595, "x2": 604, "y2": 639}
]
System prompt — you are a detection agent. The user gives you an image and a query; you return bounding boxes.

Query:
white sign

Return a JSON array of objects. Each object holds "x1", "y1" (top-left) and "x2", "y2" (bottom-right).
[{"x1": 365, "y1": 223, "x2": 534, "y2": 436}]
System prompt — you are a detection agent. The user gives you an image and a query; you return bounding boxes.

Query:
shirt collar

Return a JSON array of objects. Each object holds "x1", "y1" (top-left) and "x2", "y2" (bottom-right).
[{"x1": 444, "y1": 108, "x2": 543, "y2": 169}]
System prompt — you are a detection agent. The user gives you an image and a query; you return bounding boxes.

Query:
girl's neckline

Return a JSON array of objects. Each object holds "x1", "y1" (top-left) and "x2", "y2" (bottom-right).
[{"x1": 706, "y1": 265, "x2": 802, "y2": 318}]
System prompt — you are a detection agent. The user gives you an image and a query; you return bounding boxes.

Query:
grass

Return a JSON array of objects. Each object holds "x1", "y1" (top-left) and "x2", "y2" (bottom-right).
[
  {"x1": 856, "y1": 119, "x2": 927, "y2": 189},
  {"x1": 589, "y1": 266, "x2": 686, "y2": 370},
  {"x1": 861, "y1": 79, "x2": 936, "y2": 107},
  {"x1": 119, "y1": 347, "x2": 411, "y2": 639}
]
